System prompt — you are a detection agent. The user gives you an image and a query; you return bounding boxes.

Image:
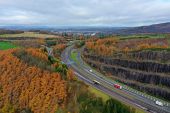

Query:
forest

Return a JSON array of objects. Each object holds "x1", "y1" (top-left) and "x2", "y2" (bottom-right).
[{"x1": 0, "y1": 49, "x2": 67, "y2": 113}]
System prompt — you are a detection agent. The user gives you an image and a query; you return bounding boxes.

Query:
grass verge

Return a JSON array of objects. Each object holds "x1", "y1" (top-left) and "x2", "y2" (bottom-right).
[
  {"x1": 88, "y1": 86, "x2": 110, "y2": 102},
  {"x1": 70, "y1": 50, "x2": 78, "y2": 63},
  {"x1": 88, "y1": 86, "x2": 145, "y2": 113},
  {"x1": 119, "y1": 33, "x2": 168, "y2": 40}
]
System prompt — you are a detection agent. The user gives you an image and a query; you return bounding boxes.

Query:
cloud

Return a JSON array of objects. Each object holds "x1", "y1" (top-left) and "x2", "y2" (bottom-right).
[{"x1": 0, "y1": 0, "x2": 170, "y2": 26}]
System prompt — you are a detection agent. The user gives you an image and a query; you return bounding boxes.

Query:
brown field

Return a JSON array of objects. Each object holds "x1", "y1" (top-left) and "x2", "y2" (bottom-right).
[{"x1": 0, "y1": 32, "x2": 59, "y2": 38}]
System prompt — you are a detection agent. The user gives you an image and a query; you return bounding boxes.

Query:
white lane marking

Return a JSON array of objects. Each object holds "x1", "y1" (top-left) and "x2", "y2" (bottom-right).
[
  {"x1": 83, "y1": 67, "x2": 170, "y2": 107},
  {"x1": 74, "y1": 72, "x2": 92, "y2": 83},
  {"x1": 134, "y1": 103, "x2": 148, "y2": 110},
  {"x1": 74, "y1": 53, "x2": 170, "y2": 109},
  {"x1": 83, "y1": 68, "x2": 114, "y2": 86}
]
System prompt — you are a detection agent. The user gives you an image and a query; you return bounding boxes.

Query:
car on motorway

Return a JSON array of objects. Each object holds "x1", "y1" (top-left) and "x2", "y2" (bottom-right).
[
  {"x1": 93, "y1": 80, "x2": 100, "y2": 85},
  {"x1": 89, "y1": 69, "x2": 93, "y2": 72},
  {"x1": 114, "y1": 84, "x2": 122, "y2": 89},
  {"x1": 155, "y1": 100, "x2": 163, "y2": 106}
]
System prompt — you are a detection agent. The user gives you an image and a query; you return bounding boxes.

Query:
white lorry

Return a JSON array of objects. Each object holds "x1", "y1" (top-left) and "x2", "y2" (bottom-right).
[{"x1": 155, "y1": 100, "x2": 163, "y2": 106}]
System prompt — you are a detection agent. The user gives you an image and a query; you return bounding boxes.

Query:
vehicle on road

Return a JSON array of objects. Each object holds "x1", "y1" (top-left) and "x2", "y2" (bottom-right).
[
  {"x1": 155, "y1": 100, "x2": 163, "y2": 106},
  {"x1": 93, "y1": 80, "x2": 100, "y2": 85},
  {"x1": 89, "y1": 69, "x2": 93, "y2": 72},
  {"x1": 114, "y1": 84, "x2": 122, "y2": 89}
]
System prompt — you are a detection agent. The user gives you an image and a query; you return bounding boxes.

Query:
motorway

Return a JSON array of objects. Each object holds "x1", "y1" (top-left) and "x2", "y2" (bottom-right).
[{"x1": 61, "y1": 46, "x2": 170, "y2": 113}]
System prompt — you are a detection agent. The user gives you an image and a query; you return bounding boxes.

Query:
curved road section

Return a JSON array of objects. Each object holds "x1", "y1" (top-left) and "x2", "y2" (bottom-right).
[{"x1": 61, "y1": 46, "x2": 170, "y2": 113}]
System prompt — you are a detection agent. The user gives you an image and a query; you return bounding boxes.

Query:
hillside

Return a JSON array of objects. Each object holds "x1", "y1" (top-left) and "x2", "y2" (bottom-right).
[
  {"x1": 119, "y1": 22, "x2": 170, "y2": 34},
  {"x1": 0, "y1": 29, "x2": 24, "y2": 35},
  {"x1": 1, "y1": 22, "x2": 170, "y2": 35},
  {"x1": 83, "y1": 36, "x2": 170, "y2": 101}
]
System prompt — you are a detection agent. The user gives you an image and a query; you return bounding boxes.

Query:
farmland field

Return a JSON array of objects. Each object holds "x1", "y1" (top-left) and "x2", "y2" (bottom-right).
[
  {"x1": 0, "y1": 32, "x2": 58, "y2": 38},
  {"x1": 0, "y1": 41, "x2": 17, "y2": 50}
]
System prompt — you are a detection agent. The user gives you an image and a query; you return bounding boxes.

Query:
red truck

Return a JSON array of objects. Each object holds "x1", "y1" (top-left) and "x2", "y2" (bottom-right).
[{"x1": 114, "y1": 84, "x2": 122, "y2": 89}]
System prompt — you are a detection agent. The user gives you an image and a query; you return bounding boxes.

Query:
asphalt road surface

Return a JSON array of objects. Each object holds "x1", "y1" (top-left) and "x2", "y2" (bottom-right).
[{"x1": 61, "y1": 46, "x2": 170, "y2": 113}]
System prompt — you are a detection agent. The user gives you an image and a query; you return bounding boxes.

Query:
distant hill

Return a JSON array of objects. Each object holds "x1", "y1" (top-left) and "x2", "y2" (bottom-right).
[
  {"x1": 0, "y1": 29, "x2": 24, "y2": 35},
  {"x1": 0, "y1": 22, "x2": 170, "y2": 35},
  {"x1": 118, "y1": 22, "x2": 170, "y2": 34}
]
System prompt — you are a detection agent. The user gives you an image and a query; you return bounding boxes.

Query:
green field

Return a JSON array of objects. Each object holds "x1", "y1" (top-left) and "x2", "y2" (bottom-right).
[
  {"x1": 70, "y1": 50, "x2": 78, "y2": 63},
  {"x1": 119, "y1": 33, "x2": 168, "y2": 40},
  {"x1": 0, "y1": 42, "x2": 17, "y2": 50}
]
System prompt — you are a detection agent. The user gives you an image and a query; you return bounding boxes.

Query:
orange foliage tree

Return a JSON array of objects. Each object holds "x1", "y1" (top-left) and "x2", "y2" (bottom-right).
[
  {"x1": 53, "y1": 44, "x2": 67, "y2": 58},
  {"x1": 86, "y1": 37, "x2": 119, "y2": 56},
  {"x1": 137, "y1": 43, "x2": 168, "y2": 50},
  {"x1": 0, "y1": 49, "x2": 67, "y2": 113},
  {"x1": 53, "y1": 44, "x2": 66, "y2": 52},
  {"x1": 67, "y1": 69, "x2": 76, "y2": 81},
  {"x1": 26, "y1": 48, "x2": 48, "y2": 61}
]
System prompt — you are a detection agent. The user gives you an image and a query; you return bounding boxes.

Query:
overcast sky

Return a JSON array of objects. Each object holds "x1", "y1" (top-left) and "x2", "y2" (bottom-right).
[{"x1": 0, "y1": 0, "x2": 170, "y2": 27}]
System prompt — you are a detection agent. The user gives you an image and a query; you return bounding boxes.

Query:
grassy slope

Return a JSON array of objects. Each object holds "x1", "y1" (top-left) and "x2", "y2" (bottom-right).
[
  {"x1": 119, "y1": 33, "x2": 168, "y2": 40},
  {"x1": 70, "y1": 50, "x2": 78, "y2": 63},
  {"x1": 0, "y1": 32, "x2": 57, "y2": 38},
  {"x1": 88, "y1": 86, "x2": 145, "y2": 113},
  {"x1": 88, "y1": 86, "x2": 110, "y2": 102},
  {"x1": 0, "y1": 42, "x2": 17, "y2": 50}
]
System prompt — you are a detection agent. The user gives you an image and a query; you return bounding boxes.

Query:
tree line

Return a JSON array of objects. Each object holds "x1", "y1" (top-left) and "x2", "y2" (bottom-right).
[{"x1": 0, "y1": 29, "x2": 24, "y2": 35}]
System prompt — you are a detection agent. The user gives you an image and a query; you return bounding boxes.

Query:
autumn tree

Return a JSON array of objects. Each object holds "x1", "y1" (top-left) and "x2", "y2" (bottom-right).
[{"x1": 0, "y1": 49, "x2": 67, "y2": 113}]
